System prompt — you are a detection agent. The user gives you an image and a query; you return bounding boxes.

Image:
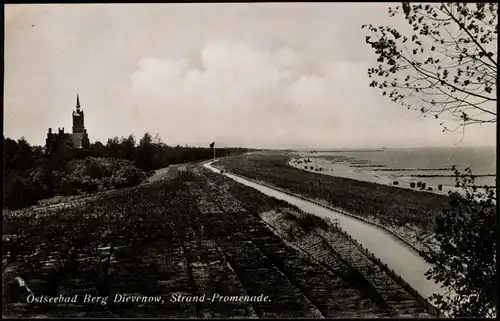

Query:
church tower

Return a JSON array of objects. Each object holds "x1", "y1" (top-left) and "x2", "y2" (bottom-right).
[
  {"x1": 72, "y1": 93, "x2": 85, "y2": 134},
  {"x1": 44, "y1": 93, "x2": 90, "y2": 156}
]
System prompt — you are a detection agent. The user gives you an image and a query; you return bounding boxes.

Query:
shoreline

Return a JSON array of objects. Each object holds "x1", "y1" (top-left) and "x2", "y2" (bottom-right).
[
  {"x1": 289, "y1": 154, "x2": 468, "y2": 196},
  {"x1": 215, "y1": 154, "x2": 445, "y2": 259}
]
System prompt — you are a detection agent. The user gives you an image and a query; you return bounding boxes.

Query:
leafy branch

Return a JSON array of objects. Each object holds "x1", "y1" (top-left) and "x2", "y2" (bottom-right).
[{"x1": 362, "y1": 3, "x2": 497, "y2": 132}]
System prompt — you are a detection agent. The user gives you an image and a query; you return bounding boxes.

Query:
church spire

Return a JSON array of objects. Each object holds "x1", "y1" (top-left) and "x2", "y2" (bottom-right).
[{"x1": 76, "y1": 92, "x2": 80, "y2": 108}]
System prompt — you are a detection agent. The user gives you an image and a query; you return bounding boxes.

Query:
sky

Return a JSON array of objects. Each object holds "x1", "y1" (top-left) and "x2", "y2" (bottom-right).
[{"x1": 4, "y1": 3, "x2": 497, "y2": 149}]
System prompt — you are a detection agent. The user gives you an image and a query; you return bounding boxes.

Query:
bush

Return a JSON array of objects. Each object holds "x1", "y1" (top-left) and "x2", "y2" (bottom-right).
[
  {"x1": 113, "y1": 166, "x2": 147, "y2": 188},
  {"x1": 3, "y1": 134, "x2": 250, "y2": 210},
  {"x1": 423, "y1": 168, "x2": 497, "y2": 317},
  {"x1": 3, "y1": 157, "x2": 148, "y2": 209},
  {"x1": 58, "y1": 177, "x2": 77, "y2": 195},
  {"x1": 3, "y1": 174, "x2": 39, "y2": 209},
  {"x1": 83, "y1": 157, "x2": 104, "y2": 179}
]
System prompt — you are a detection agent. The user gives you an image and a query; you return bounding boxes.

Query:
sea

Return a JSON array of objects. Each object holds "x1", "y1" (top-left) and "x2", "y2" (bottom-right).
[{"x1": 298, "y1": 147, "x2": 496, "y2": 188}]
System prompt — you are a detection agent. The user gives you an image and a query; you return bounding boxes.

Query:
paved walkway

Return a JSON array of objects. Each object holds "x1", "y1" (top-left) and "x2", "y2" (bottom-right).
[{"x1": 203, "y1": 161, "x2": 447, "y2": 301}]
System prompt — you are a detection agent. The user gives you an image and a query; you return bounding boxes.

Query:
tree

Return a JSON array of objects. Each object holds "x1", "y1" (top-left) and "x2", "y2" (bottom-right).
[
  {"x1": 422, "y1": 168, "x2": 496, "y2": 318},
  {"x1": 46, "y1": 140, "x2": 74, "y2": 170},
  {"x1": 136, "y1": 132, "x2": 155, "y2": 171},
  {"x1": 3, "y1": 173, "x2": 39, "y2": 209},
  {"x1": 362, "y1": 3, "x2": 497, "y2": 133},
  {"x1": 118, "y1": 134, "x2": 136, "y2": 160},
  {"x1": 153, "y1": 133, "x2": 164, "y2": 146},
  {"x1": 151, "y1": 133, "x2": 167, "y2": 168},
  {"x1": 3, "y1": 137, "x2": 19, "y2": 170},
  {"x1": 106, "y1": 137, "x2": 121, "y2": 158},
  {"x1": 16, "y1": 137, "x2": 35, "y2": 170},
  {"x1": 3, "y1": 137, "x2": 37, "y2": 171},
  {"x1": 89, "y1": 141, "x2": 107, "y2": 158},
  {"x1": 363, "y1": 3, "x2": 497, "y2": 317}
]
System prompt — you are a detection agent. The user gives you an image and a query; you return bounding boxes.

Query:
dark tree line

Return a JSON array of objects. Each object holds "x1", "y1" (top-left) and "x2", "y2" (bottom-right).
[
  {"x1": 90, "y1": 133, "x2": 248, "y2": 172},
  {"x1": 3, "y1": 133, "x2": 250, "y2": 209}
]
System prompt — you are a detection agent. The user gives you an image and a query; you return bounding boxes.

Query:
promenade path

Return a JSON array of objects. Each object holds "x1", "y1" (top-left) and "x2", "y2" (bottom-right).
[{"x1": 203, "y1": 161, "x2": 446, "y2": 301}]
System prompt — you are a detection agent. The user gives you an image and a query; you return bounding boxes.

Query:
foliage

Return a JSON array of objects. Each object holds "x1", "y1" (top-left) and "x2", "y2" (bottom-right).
[
  {"x1": 285, "y1": 211, "x2": 332, "y2": 233},
  {"x1": 62, "y1": 157, "x2": 147, "y2": 194},
  {"x1": 3, "y1": 168, "x2": 402, "y2": 317},
  {"x1": 4, "y1": 137, "x2": 38, "y2": 170},
  {"x1": 135, "y1": 132, "x2": 155, "y2": 171},
  {"x1": 363, "y1": 3, "x2": 497, "y2": 132},
  {"x1": 3, "y1": 155, "x2": 146, "y2": 209},
  {"x1": 3, "y1": 175, "x2": 192, "y2": 316},
  {"x1": 422, "y1": 167, "x2": 497, "y2": 318},
  {"x1": 363, "y1": 5, "x2": 497, "y2": 314},
  {"x1": 3, "y1": 134, "x2": 249, "y2": 209},
  {"x1": 3, "y1": 175, "x2": 39, "y2": 209},
  {"x1": 90, "y1": 132, "x2": 249, "y2": 172}
]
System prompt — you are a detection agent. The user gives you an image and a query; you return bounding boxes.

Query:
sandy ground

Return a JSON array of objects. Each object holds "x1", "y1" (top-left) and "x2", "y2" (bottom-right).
[{"x1": 204, "y1": 162, "x2": 447, "y2": 301}]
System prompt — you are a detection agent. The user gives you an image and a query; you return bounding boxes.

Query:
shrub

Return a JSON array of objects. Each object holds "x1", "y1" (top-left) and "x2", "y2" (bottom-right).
[
  {"x1": 58, "y1": 177, "x2": 77, "y2": 195},
  {"x1": 423, "y1": 168, "x2": 497, "y2": 317},
  {"x1": 282, "y1": 210, "x2": 331, "y2": 233},
  {"x1": 83, "y1": 157, "x2": 104, "y2": 179},
  {"x1": 113, "y1": 166, "x2": 147, "y2": 188},
  {"x1": 4, "y1": 175, "x2": 31, "y2": 209}
]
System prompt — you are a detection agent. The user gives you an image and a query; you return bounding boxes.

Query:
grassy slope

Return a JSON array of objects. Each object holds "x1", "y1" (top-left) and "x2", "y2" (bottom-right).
[
  {"x1": 3, "y1": 164, "x2": 428, "y2": 318},
  {"x1": 215, "y1": 152, "x2": 450, "y2": 231}
]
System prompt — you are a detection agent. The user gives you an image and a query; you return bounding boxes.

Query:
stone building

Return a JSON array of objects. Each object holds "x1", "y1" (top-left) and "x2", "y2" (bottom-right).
[{"x1": 45, "y1": 94, "x2": 90, "y2": 155}]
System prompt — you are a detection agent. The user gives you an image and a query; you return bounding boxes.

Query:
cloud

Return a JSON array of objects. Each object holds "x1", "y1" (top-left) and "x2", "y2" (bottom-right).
[
  {"x1": 129, "y1": 40, "x2": 371, "y2": 148},
  {"x1": 5, "y1": 3, "x2": 493, "y2": 148}
]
